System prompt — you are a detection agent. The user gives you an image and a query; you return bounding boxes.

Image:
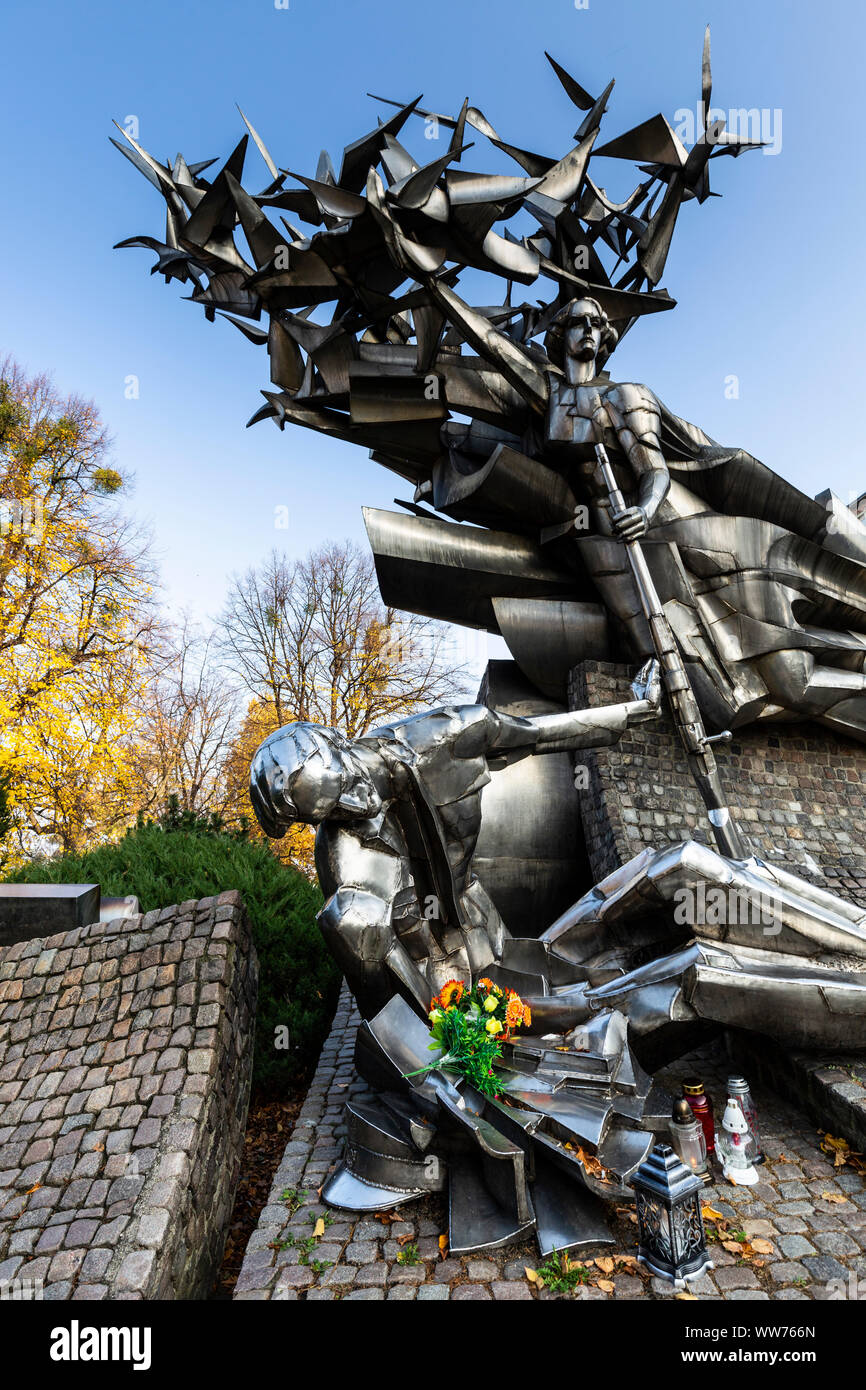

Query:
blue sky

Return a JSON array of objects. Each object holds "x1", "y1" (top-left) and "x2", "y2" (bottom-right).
[{"x1": 2, "y1": 0, "x2": 864, "y2": 647}]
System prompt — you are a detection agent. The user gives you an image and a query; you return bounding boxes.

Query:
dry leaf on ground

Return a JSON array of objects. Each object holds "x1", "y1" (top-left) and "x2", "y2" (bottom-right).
[{"x1": 701, "y1": 1205, "x2": 727, "y2": 1223}]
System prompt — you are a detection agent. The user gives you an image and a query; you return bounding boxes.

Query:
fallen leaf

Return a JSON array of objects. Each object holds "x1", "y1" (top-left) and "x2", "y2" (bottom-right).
[
  {"x1": 24, "y1": 1183, "x2": 41, "y2": 1195},
  {"x1": 676, "y1": 1292, "x2": 698, "y2": 1301},
  {"x1": 397, "y1": 1232, "x2": 414, "y2": 1247},
  {"x1": 701, "y1": 1205, "x2": 726, "y2": 1223},
  {"x1": 597, "y1": 1278, "x2": 615, "y2": 1293},
  {"x1": 575, "y1": 1145, "x2": 606, "y2": 1180},
  {"x1": 438, "y1": 1234, "x2": 449, "y2": 1259},
  {"x1": 822, "y1": 1191, "x2": 848, "y2": 1204},
  {"x1": 723, "y1": 1241, "x2": 746, "y2": 1254},
  {"x1": 525, "y1": 1266, "x2": 543, "y2": 1287},
  {"x1": 596, "y1": 1257, "x2": 615, "y2": 1275},
  {"x1": 820, "y1": 1134, "x2": 865, "y2": 1171},
  {"x1": 313, "y1": 1218, "x2": 325, "y2": 1238},
  {"x1": 750, "y1": 1239, "x2": 774, "y2": 1254}
]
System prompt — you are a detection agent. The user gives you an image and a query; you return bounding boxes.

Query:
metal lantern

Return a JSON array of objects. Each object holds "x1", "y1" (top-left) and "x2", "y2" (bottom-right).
[{"x1": 630, "y1": 1143, "x2": 714, "y2": 1288}]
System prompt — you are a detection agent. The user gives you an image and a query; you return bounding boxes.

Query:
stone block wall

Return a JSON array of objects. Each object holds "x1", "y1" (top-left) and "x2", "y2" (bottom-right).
[
  {"x1": 0, "y1": 892, "x2": 257, "y2": 1300},
  {"x1": 571, "y1": 660, "x2": 866, "y2": 905}
]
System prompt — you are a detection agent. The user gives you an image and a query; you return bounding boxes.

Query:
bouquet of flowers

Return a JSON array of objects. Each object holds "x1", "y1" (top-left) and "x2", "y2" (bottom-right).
[{"x1": 405, "y1": 977, "x2": 532, "y2": 1100}]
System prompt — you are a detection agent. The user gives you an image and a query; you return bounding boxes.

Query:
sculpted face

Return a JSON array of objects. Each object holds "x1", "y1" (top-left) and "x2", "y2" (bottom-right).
[
  {"x1": 250, "y1": 724, "x2": 384, "y2": 837},
  {"x1": 281, "y1": 747, "x2": 383, "y2": 824},
  {"x1": 563, "y1": 298, "x2": 605, "y2": 365}
]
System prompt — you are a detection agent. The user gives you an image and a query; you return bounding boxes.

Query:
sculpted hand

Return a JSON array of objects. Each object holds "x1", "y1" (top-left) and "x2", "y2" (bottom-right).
[
  {"x1": 613, "y1": 505, "x2": 649, "y2": 542},
  {"x1": 630, "y1": 658, "x2": 661, "y2": 710}
]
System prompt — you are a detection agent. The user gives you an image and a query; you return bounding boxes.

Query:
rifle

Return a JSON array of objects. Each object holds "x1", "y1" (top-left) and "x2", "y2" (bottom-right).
[{"x1": 595, "y1": 442, "x2": 746, "y2": 860}]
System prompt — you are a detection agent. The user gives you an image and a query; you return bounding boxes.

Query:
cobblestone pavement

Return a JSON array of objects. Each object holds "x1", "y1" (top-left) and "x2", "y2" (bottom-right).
[{"x1": 235, "y1": 984, "x2": 866, "y2": 1301}]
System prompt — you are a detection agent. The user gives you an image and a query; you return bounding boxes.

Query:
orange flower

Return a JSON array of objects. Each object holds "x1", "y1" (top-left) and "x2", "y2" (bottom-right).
[
  {"x1": 439, "y1": 979, "x2": 465, "y2": 1009},
  {"x1": 524, "y1": 1004, "x2": 532, "y2": 1027},
  {"x1": 505, "y1": 996, "x2": 525, "y2": 1028}
]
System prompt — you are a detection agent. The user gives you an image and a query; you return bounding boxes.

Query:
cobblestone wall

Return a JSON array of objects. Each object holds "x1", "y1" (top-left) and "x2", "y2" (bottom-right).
[
  {"x1": 0, "y1": 892, "x2": 257, "y2": 1300},
  {"x1": 571, "y1": 660, "x2": 866, "y2": 904}
]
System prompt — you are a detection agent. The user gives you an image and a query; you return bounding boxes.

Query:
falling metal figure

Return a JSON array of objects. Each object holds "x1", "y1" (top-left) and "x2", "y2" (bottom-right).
[{"x1": 250, "y1": 660, "x2": 661, "y2": 1019}]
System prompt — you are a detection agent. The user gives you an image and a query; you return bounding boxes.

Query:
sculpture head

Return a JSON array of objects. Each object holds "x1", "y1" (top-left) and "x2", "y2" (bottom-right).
[
  {"x1": 545, "y1": 296, "x2": 619, "y2": 371},
  {"x1": 252, "y1": 722, "x2": 383, "y2": 830}
]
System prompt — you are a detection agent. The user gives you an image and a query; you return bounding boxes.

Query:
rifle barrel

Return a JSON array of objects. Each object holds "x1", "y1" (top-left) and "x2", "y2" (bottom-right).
[{"x1": 594, "y1": 444, "x2": 745, "y2": 859}]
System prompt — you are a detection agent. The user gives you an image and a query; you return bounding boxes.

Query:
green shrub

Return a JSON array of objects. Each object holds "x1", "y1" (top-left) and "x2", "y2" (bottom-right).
[{"x1": 7, "y1": 817, "x2": 339, "y2": 1094}]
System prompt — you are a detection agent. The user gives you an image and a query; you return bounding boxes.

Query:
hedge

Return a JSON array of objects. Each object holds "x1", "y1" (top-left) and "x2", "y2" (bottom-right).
[{"x1": 6, "y1": 818, "x2": 339, "y2": 1094}]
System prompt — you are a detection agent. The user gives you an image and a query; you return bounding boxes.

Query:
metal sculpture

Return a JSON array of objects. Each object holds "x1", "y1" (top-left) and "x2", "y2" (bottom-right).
[
  {"x1": 249, "y1": 661, "x2": 662, "y2": 1020},
  {"x1": 248, "y1": 692, "x2": 866, "y2": 1250},
  {"x1": 249, "y1": 668, "x2": 678, "y2": 1250},
  {"x1": 114, "y1": 29, "x2": 866, "y2": 741},
  {"x1": 114, "y1": 31, "x2": 866, "y2": 1252}
]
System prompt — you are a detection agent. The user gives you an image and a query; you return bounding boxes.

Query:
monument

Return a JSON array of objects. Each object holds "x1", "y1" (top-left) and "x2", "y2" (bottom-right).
[{"x1": 115, "y1": 31, "x2": 866, "y2": 1254}]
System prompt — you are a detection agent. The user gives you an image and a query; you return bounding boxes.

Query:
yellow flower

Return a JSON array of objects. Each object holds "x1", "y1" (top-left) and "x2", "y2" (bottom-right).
[
  {"x1": 485, "y1": 1017, "x2": 502, "y2": 1036},
  {"x1": 483, "y1": 995, "x2": 499, "y2": 1013}
]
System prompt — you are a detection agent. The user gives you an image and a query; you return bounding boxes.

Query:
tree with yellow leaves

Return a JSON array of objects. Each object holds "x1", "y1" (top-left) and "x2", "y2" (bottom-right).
[{"x1": 0, "y1": 359, "x2": 158, "y2": 861}]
